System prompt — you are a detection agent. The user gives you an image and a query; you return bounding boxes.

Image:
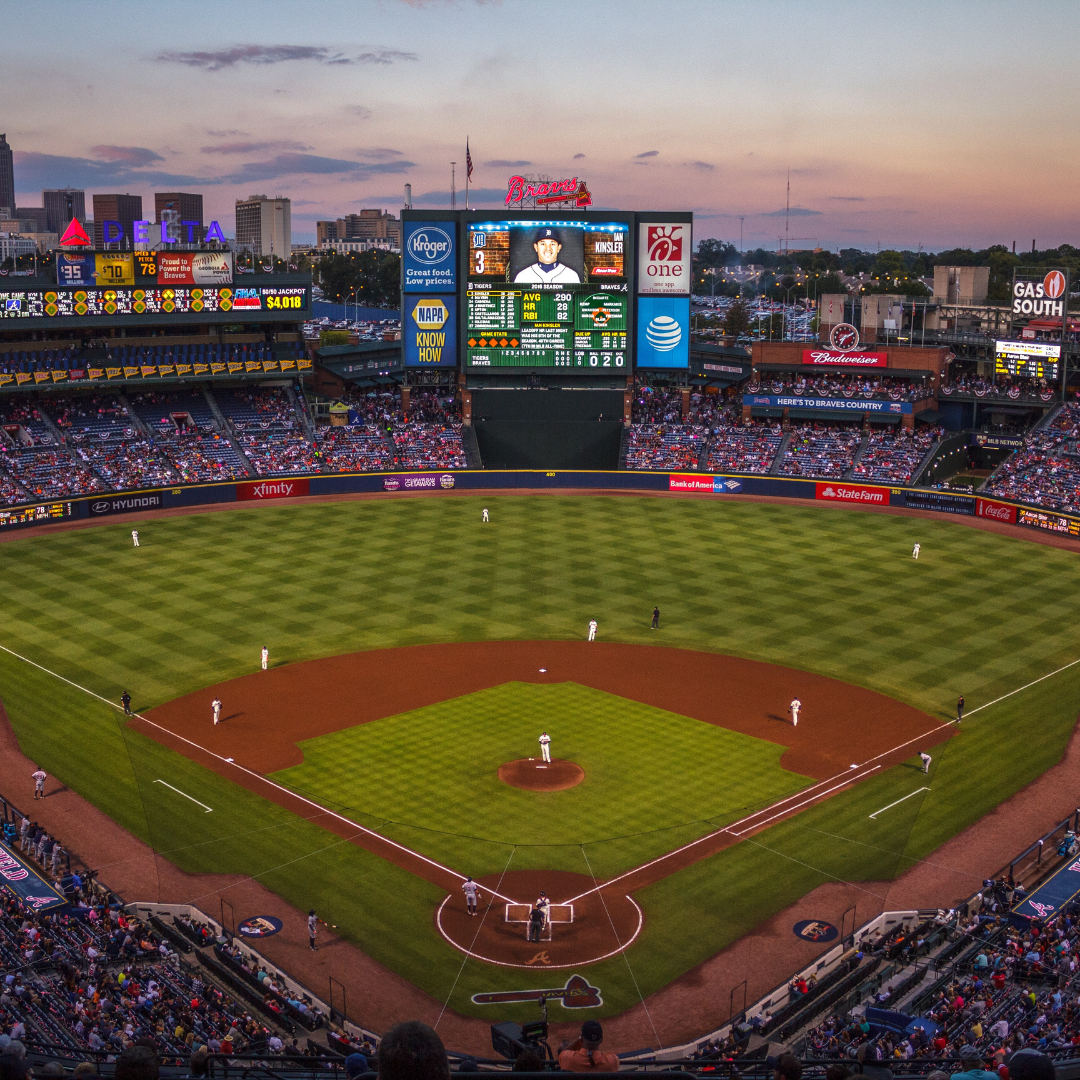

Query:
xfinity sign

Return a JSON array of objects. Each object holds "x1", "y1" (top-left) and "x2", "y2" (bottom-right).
[{"x1": 404, "y1": 223, "x2": 456, "y2": 292}]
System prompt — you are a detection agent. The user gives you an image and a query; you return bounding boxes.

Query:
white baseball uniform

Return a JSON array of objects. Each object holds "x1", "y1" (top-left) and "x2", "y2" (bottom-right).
[
  {"x1": 588, "y1": 620, "x2": 597, "y2": 642},
  {"x1": 514, "y1": 262, "x2": 581, "y2": 284},
  {"x1": 920, "y1": 752, "x2": 932, "y2": 774},
  {"x1": 790, "y1": 699, "x2": 801, "y2": 727},
  {"x1": 535, "y1": 895, "x2": 549, "y2": 927},
  {"x1": 132, "y1": 530, "x2": 139, "y2": 547},
  {"x1": 32, "y1": 769, "x2": 46, "y2": 798},
  {"x1": 482, "y1": 508, "x2": 489, "y2": 522},
  {"x1": 462, "y1": 879, "x2": 480, "y2": 914},
  {"x1": 212, "y1": 698, "x2": 222, "y2": 725},
  {"x1": 539, "y1": 732, "x2": 551, "y2": 762},
  {"x1": 912, "y1": 543, "x2": 920, "y2": 560},
  {"x1": 261, "y1": 647, "x2": 269, "y2": 671}
]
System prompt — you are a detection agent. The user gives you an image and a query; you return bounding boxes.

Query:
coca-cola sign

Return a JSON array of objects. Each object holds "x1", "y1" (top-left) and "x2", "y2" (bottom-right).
[
  {"x1": 976, "y1": 498, "x2": 1016, "y2": 524},
  {"x1": 505, "y1": 175, "x2": 592, "y2": 207},
  {"x1": 802, "y1": 350, "x2": 887, "y2": 368}
]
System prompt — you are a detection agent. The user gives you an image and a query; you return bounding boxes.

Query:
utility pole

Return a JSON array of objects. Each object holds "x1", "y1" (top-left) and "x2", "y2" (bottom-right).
[
  {"x1": 450, "y1": 162, "x2": 456, "y2": 210},
  {"x1": 739, "y1": 216, "x2": 745, "y2": 256},
  {"x1": 784, "y1": 170, "x2": 790, "y2": 257}
]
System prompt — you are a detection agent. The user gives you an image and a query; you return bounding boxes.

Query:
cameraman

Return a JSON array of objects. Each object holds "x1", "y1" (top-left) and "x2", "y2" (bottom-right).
[{"x1": 558, "y1": 1021, "x2": 619, "y2": 1072}]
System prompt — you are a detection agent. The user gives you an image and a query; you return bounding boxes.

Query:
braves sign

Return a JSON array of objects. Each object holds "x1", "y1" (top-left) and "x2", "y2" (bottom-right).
[
  {"x1": 505, "y1": 176, "x2": 592, "y2": 208},
  {"x1": 638, "y1": 223, "x2": 691, "y2": 295}
]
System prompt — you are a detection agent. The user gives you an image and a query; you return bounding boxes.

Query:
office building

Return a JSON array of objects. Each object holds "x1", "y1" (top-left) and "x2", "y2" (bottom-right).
[
  {"x1": 14, "y1": 207, "x2": 49, "y2": 232},
  {"x1": 0, "y1": 134, "x2": 13, "y2": 218},
  {"x1": 43, "y1": 189, "x2": 86, "y2": 234},
  {"x1": 155, "y1": 191, "x2": 204, "y2": 244},
  {"x1": 317, "y1": 209, "x2": 401, "y2": 249},
  {"x1": 93, "y1": 193, "x2": 143, "y2": 248},
  {"x1": 235, "y1": 195, "x2": 290, "y2": 257}
]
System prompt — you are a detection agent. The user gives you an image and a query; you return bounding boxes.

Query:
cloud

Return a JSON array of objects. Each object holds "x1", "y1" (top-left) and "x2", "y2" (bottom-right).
[
  {"x1": 89, "y1": 145, "x2": 164, "y2": 166},
  {"x1": 635, "y1": 150, "x2": 660, "y2": 158},
  {"x1": 155, "y1": 44, "x2": 417, "y2": 71},
  {"x1": 757, "y1": 206, "x2": 823, "y2": 217},
  {"x1": 484, "y1": 159, "x2": 531, "y2": 168},
  {"x1": 201, "y1": 140, "x2": 312, "y2": 155},
  {"x1": 828, "y1": 196, "x2": 865, "y2": 202},
  {"x1": 225, "y1": 153, "x2": 415, "y2": 183},
  {"x1": 690, "y1": 161, "x2": 714, "y2": 171},
  {"x1": 357, "y1": 148, "x2": 404, "y2": 161},
  {"x1": 573, "y1": 153, "x2": 585, "y2": 160},
  {"x1": 346, "y1": 106, "x2": 373, "y2": 119},
  {"x1": 413, "y1": 187, "x2": 506, "y2": 206},
  {"x1": 12, "y1": 151, "x2": 215, "y2": 191},
  {"x1": 206, "y1": 129, "x2": 248, "y2": 137}
]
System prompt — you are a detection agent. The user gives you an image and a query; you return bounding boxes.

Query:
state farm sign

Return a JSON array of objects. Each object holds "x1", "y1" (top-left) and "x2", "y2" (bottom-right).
[
  {"x1": 236, "y1": 479, "x2": 310, "y2": 501},
  {"x1": 802, "y1": 350, "x2": 887, "y2": 367},
  {"x1": 976, "y1": 497, "x2": 1016, "y2": 524},
  {"x1": 639, "y1": 223, "x2": 691, "y2": 295},
  {"x1": 815, "y1": 482, "x2": 889, "y2": 504}
]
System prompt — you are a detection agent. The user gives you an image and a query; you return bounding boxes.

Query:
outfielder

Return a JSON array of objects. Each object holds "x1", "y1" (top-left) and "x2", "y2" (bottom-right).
[
  {"x1": 308, "y1": 909, "x2": 318, "y2": 951},
  {"x1": 651, "y1": 606, "x2": 660, "y2": 630},
  {"x1": 482, "y1": 508, "x2": 489, "y2": 523},
  {"x1": 912, "y1": 543, "x2": 920, "y2": 560},
  {"x1": 131, "y1": 530, "x2": 139, "y2": 547},
  {"x1": 588, "y1": 619, "x2": 597, "y2": 642},
  {"x1": 919, "y1": 752, "x2": 932, "y2": 774},
  {"x1": 789, "y1": 698, "x2": 802, "y2": 727},
  {"x1": 31, "y1": 767, "x2": 46, "y2": 800},
  {"x1": 462, "y1": 877, "x2": 481, "y2": 916},
  {"x1": 212, "y1": 698, "x2": 222, "y2": 726},
  {"x1": 539, "y1": 731, "x2": 552, "y2": 763},
  {"x1": 261, "y1": 646, "x2": 269, "y2": 671}
]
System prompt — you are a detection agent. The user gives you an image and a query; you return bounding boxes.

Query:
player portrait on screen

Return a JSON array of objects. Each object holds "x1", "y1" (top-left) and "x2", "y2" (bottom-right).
[{"x1": 514, "y1": 227, "x2": 582, "y2": 284}]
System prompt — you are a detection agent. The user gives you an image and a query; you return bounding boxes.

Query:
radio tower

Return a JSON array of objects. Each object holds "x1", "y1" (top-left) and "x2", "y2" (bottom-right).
[{"x1": 784, "y1": 169, "x2": 790, "y2": 257}]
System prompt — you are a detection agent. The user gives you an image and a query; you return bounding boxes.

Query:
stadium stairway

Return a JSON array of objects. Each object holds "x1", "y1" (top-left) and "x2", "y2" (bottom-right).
[
  {"x1": 461, "y1": 424, "x2": 483, "y2": 468},
  {"x1": 843, "y1": 433, "x2": 872, "y2": 480},
  {"x1": 769, "y1": 431, "x2": 793, "y2": 475},
  {"x1": 204, "y1": 388, "x2": 256, "y2": 477},
  {"x1": 287, "y1": 381, "x2": 318, "y2": 443},
  {"x1": 618, "y1": 425, "x2": 630, "y2": 469},
  {"x1": 695, "y1": 433, "x2": 714, "y2": 471},
  {"x1": 909, "y1": 435, "x2": 946, "y2": 487}
]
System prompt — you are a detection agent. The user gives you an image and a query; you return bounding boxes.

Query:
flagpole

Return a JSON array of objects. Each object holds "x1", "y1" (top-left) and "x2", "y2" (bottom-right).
[{"x1": 466, "y1": 138, "x2": 470, "y2": 210}]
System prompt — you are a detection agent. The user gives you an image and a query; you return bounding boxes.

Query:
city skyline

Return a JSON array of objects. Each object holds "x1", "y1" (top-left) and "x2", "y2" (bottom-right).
[{"x1": 4, "y1": 0, "x2": 1078, "y2": 251}]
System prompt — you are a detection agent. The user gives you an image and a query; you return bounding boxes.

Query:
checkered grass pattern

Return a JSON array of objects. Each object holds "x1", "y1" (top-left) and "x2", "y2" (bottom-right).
[{"x1": 271, "y1": 682, "x2": 812, "y2": 878}]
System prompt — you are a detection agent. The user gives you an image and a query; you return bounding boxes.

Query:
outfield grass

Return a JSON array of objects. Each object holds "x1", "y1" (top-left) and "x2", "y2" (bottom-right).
[
  {"x1": 270, "y1": 681, "x2": 813, "y2": 879},
  {"x1": 1, "y1": 496, "x2": 1079, "y2": 1020}
]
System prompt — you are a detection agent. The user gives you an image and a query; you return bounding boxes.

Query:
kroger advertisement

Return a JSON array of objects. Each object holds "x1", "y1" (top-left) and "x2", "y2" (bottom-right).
[
  {"x1": 403, "y1": 222, "x2": 456, "y2": 292},
  {"x1": 404, "y1": 295, "x2": 457, "y2": 367},
  {"x1": 743, "y1": 394, "x2": 913, "y2": 414},
  {"x1": 637, "y1": 296, "x2": 689, "y2": 368}
]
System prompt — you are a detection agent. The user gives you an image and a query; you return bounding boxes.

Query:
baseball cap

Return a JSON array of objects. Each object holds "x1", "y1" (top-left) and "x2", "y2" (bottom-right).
[
  {"x1": 958, "y1": 1046, "x2": 983, "y2": 1061},
  {"x1": 581, "y1": 1020, "x2": 603, "y2": 1042},
  {"x1": 534, "y1": 227, "x2": 562, "y2": 244},
  {"x1": 345, "y1": 1053, "x2": 368, "y2": 1078}
]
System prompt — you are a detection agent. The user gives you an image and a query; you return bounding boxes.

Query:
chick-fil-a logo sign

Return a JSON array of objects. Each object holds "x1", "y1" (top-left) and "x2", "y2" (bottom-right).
[{"x1": 505, "y1": 176, "x2": 592, "y2": 207}]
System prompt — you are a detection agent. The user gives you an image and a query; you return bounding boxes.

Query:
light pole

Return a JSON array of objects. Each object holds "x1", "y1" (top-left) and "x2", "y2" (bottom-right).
[{"x1": 347, "y1": 289, "x2": 357, "y2": 324}]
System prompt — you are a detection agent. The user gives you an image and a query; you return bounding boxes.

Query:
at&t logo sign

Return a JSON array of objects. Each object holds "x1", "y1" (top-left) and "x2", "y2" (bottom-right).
[
  {"x1": 646, "y1": 315, "x2": 682, "y2": 352},
  {"x1": 407, "y1": 227, "x2": 452, "y2": 265}
]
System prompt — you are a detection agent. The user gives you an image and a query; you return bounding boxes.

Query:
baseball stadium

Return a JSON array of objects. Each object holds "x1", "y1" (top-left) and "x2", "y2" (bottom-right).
[{"x1": 2, "y1": 207, "x2": 1080, "y2": 1080}]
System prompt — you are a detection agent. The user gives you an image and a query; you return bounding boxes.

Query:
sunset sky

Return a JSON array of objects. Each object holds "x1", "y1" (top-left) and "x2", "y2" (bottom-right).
[{"x1": 5, "y1": 0, "x2": 1077, "y2": 251}]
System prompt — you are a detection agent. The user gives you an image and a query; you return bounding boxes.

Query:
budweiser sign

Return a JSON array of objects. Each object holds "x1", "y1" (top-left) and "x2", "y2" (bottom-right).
[
  {"x1": 815, "y1": 482, "x2": 889, "y2": 504},
  {"x1": 802, "y1": 350, "x2": 888, "y2": 368},
  {"x1": 505, "y1": 175, "x2": 592, "y2": 207},
  {"x1": 976, "y1": 498, "x2": 1016, "y2": 524}
]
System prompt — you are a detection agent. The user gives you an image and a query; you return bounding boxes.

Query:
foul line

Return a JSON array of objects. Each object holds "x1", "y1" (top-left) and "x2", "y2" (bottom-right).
[
  {"x1": 964, "y1": 656, "x2": 1080, "y2": 717},
  {"x1": 869, "y1": 787, "x2": 930, "y2": 820},
  {"x1": 153, "y1": 779, "x2": 212, "y2": 813}
]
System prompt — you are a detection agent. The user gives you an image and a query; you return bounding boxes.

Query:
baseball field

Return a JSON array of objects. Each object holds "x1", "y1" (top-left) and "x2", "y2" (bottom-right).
[{"x1": 1, "y1": 493, "x2": 1079, "y2": 1039}]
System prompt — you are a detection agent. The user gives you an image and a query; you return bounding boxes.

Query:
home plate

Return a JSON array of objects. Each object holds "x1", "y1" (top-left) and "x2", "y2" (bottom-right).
[{"x1": 539, "y1": 668, "x2": 547, "y2": 672}]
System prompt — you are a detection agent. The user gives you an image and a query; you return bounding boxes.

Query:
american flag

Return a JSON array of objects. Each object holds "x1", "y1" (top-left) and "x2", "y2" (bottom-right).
[{"x1": 466, "y1": 139, "x2": 473, "y2": 181}]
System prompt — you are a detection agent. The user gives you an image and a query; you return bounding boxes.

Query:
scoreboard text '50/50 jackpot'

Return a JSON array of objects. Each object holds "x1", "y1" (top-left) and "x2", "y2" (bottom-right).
[{"x1": 466, "y1": 221, "x2": 628, "y2": 371}]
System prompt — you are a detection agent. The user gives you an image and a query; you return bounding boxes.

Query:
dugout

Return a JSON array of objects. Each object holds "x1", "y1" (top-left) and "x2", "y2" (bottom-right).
[{"x1": 471, "y1": 388, "x2": 625, "y2": 469}]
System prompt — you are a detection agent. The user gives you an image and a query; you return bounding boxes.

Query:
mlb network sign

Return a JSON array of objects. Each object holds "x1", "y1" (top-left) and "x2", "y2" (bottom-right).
[
  {"x1": 638, "y1": 223, "x2": 691, "y2": 295},
  {"x1": 403, "y1": 222, "x2": 456, "y2": 292}
]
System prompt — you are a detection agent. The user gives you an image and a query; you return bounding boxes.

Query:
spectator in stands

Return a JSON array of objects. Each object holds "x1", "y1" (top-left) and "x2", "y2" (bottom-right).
[
  {"x1": 513, "y1": 1048, "x2": 544, "y2": 1071},
  {"x1": 346, "y1": 1052, "x2": 369, "y2": 1077},
  {"x1": 115, "y1": 1044, "x2": 159, "y2": 1080},
  {"x1": 950, "y1": 1045, "x2": 997, "y2": 1080},
  {"x1": 558, "y1": 1020, "x2": 619, "y2": 1072},
  {"x1": 1006, "y1": 1049, "x2": 1056, "y2": 1080},
  {"x1": 188, "y1": 1051, "x2": 209, "y2": 1078},
  {"x1": 771, "y1": 1054, "x2": 802, "y2": 1080},
  {"x1": 377, "y1": 1021, "x2": 449, "y2": 1080}
]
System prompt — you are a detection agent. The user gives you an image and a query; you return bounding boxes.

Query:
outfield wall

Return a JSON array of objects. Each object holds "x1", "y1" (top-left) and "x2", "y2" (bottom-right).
[{"x1": 2, "y1": 469, "x2": 1077, "y2": 542}]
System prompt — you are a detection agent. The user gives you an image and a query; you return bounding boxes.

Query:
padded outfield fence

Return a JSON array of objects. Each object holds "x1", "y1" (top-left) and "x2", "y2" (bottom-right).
[{"x1": 2, "y1": 467, "x2": 1079, "y2": 541}]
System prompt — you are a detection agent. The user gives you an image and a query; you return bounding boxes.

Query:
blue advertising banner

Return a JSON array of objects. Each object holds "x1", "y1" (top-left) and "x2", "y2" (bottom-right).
[
  {"x1": 55, "y1": 253, "x2": 96, "y2": 286},
  {"x1": 743, "y1": 394, "x2": 913, "y2": 415},
  {"x1": 637, "y1": 296, "x2": 689, "y2": 369},
  {"x1": 0, "y1": 841, "x2": 67, "y2": 912},
  {"x1": 1013, "y1": 855, "x2": 1080, "y2": 922},
  {"x1": 403, "y1": 295, "x2": 457, "y2": 367},
  {"x1": 403, "y1": 222, "x2": 456, "y2": 292}
]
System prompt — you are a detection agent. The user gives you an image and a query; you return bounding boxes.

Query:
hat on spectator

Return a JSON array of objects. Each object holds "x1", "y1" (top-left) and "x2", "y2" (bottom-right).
[
  {"x1": 345, "y1": 1054, "x2": 368, "y2": 1078},
  {"x1": 1007, "y1": 1050, "x2": 1055, "y2": 1080},
  {"x1": 581, "y1": 1021, "x2": 603, "y2": 1044},
  {"x1": 958, "y1": 1046, "x2": 983, "y2": 1062}
]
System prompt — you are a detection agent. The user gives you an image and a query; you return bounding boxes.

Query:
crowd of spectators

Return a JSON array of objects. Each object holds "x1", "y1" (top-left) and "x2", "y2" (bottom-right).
[
  {"x1": 0, "y1": 448, "x2": 104, "y2": 501},
  {"x1": 706, "y1": 418, "x2": 784, "y2": 474},
  {"x1": 984, "y1": 405, "x2": 1080, "y2": 513},
  {"x1": 941, "y1": 375, "x2": 1056, "y2": 401},
  {"x1": 852, "y1": 426, "x2": 943, "y2": 485},
  {"x1": 778, "y1": 423, "x2": 864, "y2": 479},
  {"x1": 389, "y1": 390, "x2": 466, "y2": 469},
  {"x1": 315, "y1": 427, "x2": 394, "y2": 473},
  {"x1": 748, "y1": 374, "x2": 934, "y2": 402},
  {"x1": 632, "y1": 384, "x2": 685, "y2": 424},
  {"x1": 625, "y1": 425, "x2": 707, "y2": 471},
  {"x1": 218, "y1": 387, "x2": 316, "y2": 475}
]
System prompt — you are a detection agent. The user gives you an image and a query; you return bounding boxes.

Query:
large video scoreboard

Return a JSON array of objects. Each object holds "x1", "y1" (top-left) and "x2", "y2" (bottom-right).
[
  {"x1": 994, "y1": 339, "x2": 1061, "y2": 380},
  {"x1": 466, "y1": 220, "x2": 629, "y2": 371}
]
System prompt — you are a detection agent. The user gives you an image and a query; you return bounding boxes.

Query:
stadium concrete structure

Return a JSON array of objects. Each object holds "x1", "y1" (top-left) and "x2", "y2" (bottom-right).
[{"x1": 2, "y1": 211, "x2": 1080, "y2": 1073}]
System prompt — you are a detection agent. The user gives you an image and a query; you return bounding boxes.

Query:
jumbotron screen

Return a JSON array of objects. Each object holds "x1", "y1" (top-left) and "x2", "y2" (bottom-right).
[{"x1": 465, "y1": 220, "x2": 629, "y2": 372}]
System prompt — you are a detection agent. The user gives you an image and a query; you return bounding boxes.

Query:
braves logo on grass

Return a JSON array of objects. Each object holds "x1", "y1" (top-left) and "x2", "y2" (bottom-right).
[
  {"x1": 472, "y1": 973, "x2": 602, "y2": 1008},
  {"x1": 793, "y1": 919, "x2": 838, "y2": 942},
  {"x1": 237, "y1": 915, "x2": 284, "y2": 938}
]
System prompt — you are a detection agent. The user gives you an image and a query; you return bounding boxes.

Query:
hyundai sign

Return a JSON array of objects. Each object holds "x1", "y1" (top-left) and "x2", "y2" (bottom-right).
[
  {"x1": 403, "y1": 222, "x2": 456, "y2": 292},
  {"x1": 637, "y1": 296, "x2": 689, "y2": 368}
]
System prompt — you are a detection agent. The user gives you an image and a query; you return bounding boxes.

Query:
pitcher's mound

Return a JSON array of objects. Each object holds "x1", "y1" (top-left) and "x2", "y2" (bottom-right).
[{"x1": 499, "y1": 758, "x2": 584, "y2": 791}]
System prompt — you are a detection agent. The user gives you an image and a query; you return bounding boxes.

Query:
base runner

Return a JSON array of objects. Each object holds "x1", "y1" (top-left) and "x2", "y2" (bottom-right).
[{"x1": 789, "y1": 698, "x2": 801, "y2": 727}]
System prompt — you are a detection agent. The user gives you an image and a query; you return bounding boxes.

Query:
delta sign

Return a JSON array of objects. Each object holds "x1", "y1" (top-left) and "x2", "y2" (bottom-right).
[{"x1": 60, "y1": 218, "x2": 227, "y2": 247}]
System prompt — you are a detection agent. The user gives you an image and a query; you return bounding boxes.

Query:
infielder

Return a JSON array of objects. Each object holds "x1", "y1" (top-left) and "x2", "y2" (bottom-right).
[
  {"x1": 514, "y1": 228, "x2": 581, "y2": 284},
  {"x1": 462, "y1": 877, "x2": 481, "y2": 916},
  {"x1": 957, "y1": 695, "x2": 964, "y2": 722},
  {"x1": 651, "y1": 606, "x2": 660, "y2": 630},
  {"x1": 789, "y1": 698, "x2": 802, "y2": 727},
  {"x1": 212, "y1": 698, "x2": 222, "y2": 726},
  {"x1": 588, "y1": 619, "x2": 597, "y2": 642},
  {"x1": 131, "y1": 530, "x2": 139, "y2": 547},
  {"x1": 919, "y1": 752, "x2": 932, "y2": 774},
  {"x1": 539, "y1": 731, "x2": 552, "y2": 763},
  {"x1": 261, "y1": 646, "x2": 269, "y2": 671},
  {"x1": 912, "y1": 543, "x2": 921, "y2": 560},
  {"x1": 482, "y1": 508, "x2": 489, "y2": 523},
  {"x1": 31, "y1": 767, "x2": 46, "y2": 800}
]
